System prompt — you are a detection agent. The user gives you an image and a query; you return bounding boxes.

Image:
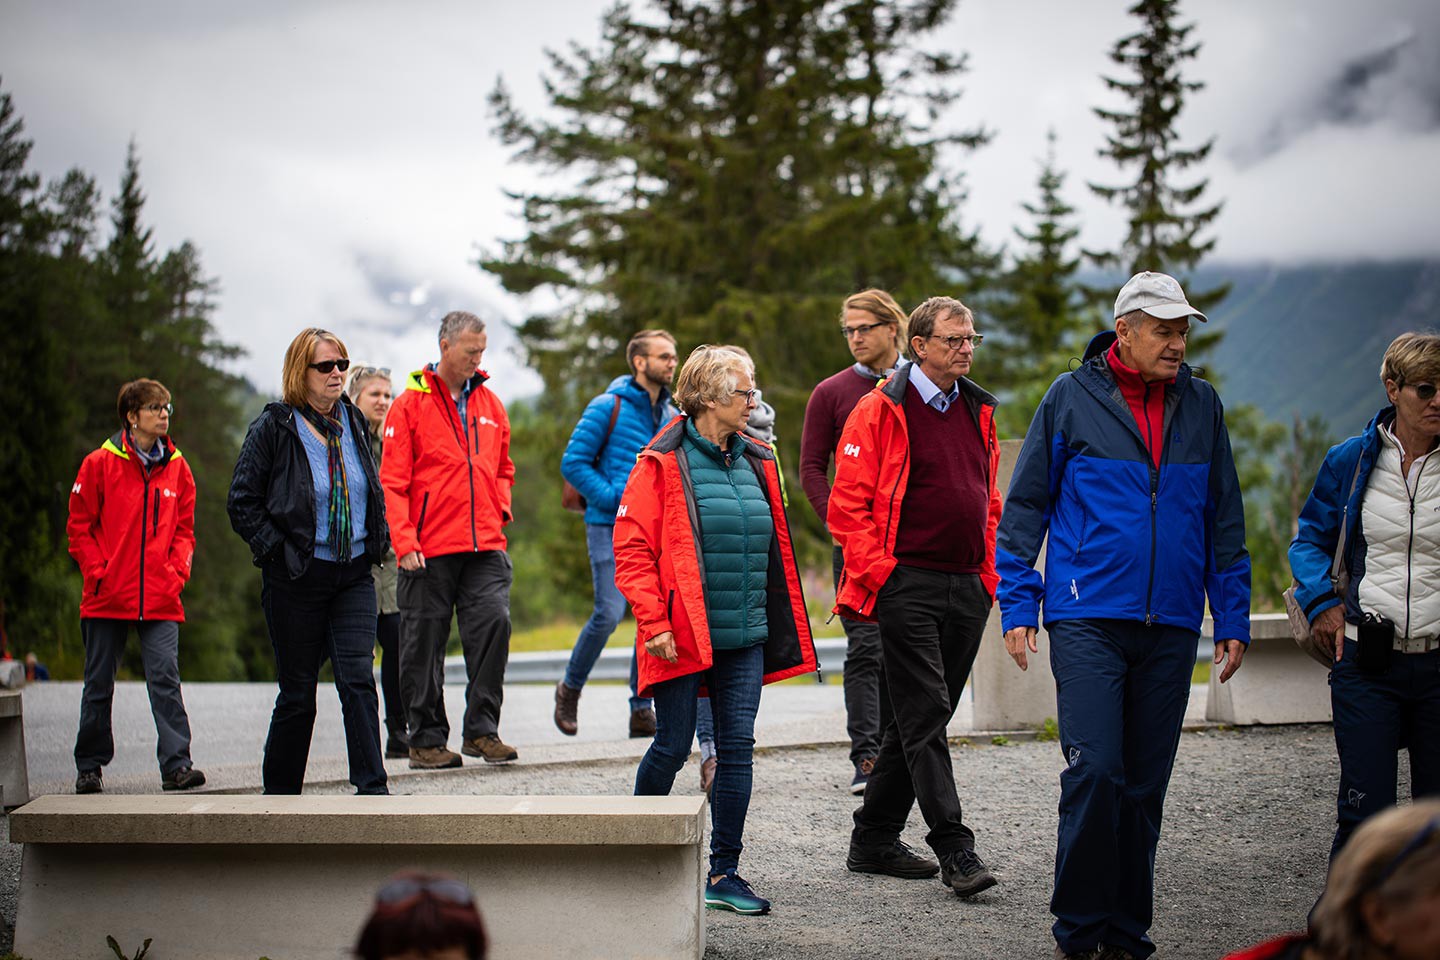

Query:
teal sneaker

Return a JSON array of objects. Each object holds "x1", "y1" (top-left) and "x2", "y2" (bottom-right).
[{"x1": 704, "y1": 872, "x2": 771, "y2": 915}]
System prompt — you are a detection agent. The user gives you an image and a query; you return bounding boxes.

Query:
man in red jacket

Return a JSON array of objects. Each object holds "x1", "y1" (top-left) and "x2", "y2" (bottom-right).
[
  {"x1": 67, "y1": 379, "x2": 205, "y2": 794},
  {"x1": 830, "y1": 296, "x2": 1002, "y2": 900},
  {"x1": 381, "y1": 311, "x2": 518, "y2": 770},
  {"x1": 800, "y1": 288, "x2": 909, "y2": 794}
]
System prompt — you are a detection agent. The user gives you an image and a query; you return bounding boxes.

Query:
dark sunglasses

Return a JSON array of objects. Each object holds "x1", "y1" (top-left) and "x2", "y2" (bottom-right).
[
  {"x1": 1408, "y1": 382, "x2": 1438, "y2": 401},
  {"x1": 374, "y1": 876, "x2": 475, "y2": 907},
  {"x1": 1368, "y1": 815, "x2": 1440, "y2": 891},
  {"x1": 308, "y1": 358, "x2": 351, "y2": 374}
]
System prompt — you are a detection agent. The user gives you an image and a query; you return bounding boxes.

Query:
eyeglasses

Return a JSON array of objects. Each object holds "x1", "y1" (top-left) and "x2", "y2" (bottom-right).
[
  {"x1": 840, "y1": 321, "x2": 890, "y2": 339},
  {"x1": 1367, "y1": 816, "x2": 1440, "y2": 890},
  {"x1": 732, "y1": 388, "x2": 758, "y2": 404},
  {"x1": 374, "y1": 876, "x2": 475, "y2": 907},
  {"x1": 308, "y1": 358, "x2": 351, "y2": 374},
  {"x1": 142, "y1": 403, "x2": 173, "y2": 416},
  {"x1": 1403, "y1": 381, "x2": 1438, "y2": 401},
  {"x1": 927, "y1": 333, "x2": 984, "y2": 350}
]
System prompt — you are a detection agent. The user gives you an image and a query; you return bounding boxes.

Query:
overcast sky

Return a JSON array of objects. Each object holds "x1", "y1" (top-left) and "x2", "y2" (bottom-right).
[{"x1": 3, "y1": 0, "x2": 1437, "y2": 398}]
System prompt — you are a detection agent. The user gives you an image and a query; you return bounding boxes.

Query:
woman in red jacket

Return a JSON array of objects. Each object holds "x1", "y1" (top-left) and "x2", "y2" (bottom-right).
[
  {"x1": 614, "y1": 346, "x2": 817, "y2": 916},
  {"x1": 67, "y1": 378, "x2": 205, "y2": 794}
]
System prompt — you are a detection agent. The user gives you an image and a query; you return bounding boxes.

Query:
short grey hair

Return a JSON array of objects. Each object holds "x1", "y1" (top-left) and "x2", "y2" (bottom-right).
[
  {"x1": 437, "y1": 310, "x2": 486, "y2": 347},
  {"x1": 673, "y1": 345, "x2": 750, "y2": 418},
  {"x1": 907, "y1": 296, "x2": 973, "y2": 356}
]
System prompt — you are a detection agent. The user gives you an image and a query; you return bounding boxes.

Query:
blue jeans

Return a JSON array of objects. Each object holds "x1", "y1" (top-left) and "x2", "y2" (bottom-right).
[
  {"x1": 1049, "y1": 619, "x2": 1196, "y2": 960},
  {"x1": 635, "y1": 643, "x2": 763, "y2": 876},
  {"x1": 564, "y1": 523, "x2": 647, "y2": 712},
  {"x1": 1329, "y1": 639, "x2": 1440, "y2": 858}
]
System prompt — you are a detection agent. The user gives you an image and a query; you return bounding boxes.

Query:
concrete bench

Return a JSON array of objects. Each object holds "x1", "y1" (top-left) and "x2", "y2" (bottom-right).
[
  {"x1": 11, "y1": 794, "x2": 706, "y2": 960},
  {"x1": 1205, "y1": 612, "x2": 1332, "y2": 725},
  {"x1": 0, "y1": 689, "x2": 30, "y2": 809}
]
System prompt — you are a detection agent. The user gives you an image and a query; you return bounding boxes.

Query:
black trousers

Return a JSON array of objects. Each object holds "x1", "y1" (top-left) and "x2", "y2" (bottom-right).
[
  {"x1": 260, "y1": 556, "x2": 387, "y2": 795},
  {"x1": 397, "y1": 550, "x2": 512, "y2": 747},
  {"x1": 852, "y1": 565, "x2": 989, "y2": 855},
  {"x1": 833, "y1": 545, "x2": 883, "y2": 764},
  {"x1": 375, "y1": 611, "x2": 405, "y2": 736}
]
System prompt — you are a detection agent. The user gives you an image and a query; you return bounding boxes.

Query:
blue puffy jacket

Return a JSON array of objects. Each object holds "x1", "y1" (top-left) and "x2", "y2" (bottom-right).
[
  {"x1": 995, "y1": 347, "x2": 1251, "y2": 642},
  {"x1": 1288, "y1": 407, "x2": 1388, "y2": 625},
  {"x1": 561, "y1": 375, "x2": 677, "y2": 525}
]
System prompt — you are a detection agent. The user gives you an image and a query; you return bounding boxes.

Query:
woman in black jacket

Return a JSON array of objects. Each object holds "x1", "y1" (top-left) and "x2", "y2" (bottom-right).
[{"x1": 228, "y1": 328, "x2": 390, "y2": 794}]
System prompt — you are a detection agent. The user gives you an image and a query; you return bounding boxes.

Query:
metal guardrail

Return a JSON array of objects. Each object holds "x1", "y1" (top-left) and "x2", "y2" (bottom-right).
[
  {"x1": 439, "y1": 631, "x2": 1224, "y2": 685},
  {"x1": 445, "y1": 636, "x2": 851, "y2": 685}
]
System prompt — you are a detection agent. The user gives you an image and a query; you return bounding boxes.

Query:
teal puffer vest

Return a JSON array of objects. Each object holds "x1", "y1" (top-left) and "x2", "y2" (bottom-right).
[{"x1": 681, "y1": 421, "x2": 773, "y2": 650}]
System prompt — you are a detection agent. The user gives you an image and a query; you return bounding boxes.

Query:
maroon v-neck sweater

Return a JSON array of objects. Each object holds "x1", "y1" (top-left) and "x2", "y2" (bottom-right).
[{"x1": 892, "y1": 384, "x2": 989, "y2": 573}]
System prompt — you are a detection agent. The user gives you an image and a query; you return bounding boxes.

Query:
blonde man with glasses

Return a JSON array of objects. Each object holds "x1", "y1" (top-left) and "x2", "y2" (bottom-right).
[{"x1": 800, "y1": 289, "x2": 908, "y2": 794}]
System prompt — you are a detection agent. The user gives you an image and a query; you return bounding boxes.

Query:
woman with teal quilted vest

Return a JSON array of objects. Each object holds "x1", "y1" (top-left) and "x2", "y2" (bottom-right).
[{"x1": 614, "y1": 345, "x2": 817, "y2": 917}]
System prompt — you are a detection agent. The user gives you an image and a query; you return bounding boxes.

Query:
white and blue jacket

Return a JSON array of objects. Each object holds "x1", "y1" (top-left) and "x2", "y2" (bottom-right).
[
  {"x1": 995, "y1": 340, "x2": 1251, "y2": 642},
  {"x1": 561, "y1": 375, "x2": 677, "y2": 525}
]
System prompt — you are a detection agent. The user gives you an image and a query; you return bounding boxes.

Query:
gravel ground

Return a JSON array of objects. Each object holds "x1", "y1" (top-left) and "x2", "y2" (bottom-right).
[{"x1": 0, "y1": 725, "x2": 1401, "y2": 960}]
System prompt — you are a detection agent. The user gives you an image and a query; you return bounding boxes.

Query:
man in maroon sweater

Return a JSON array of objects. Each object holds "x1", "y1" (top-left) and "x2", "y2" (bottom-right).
[
  {"x1": 829, "y1": 296, "x2": 1003, "y2": 900},
  {"x1": 800, "y1": 289, "x2": 909, "y2": 794}
]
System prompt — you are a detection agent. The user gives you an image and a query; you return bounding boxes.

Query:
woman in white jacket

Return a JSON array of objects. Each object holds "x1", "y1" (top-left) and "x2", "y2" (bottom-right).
[{"x1": 1290, "y1": 332, "x2": 1440, "y2": 859}]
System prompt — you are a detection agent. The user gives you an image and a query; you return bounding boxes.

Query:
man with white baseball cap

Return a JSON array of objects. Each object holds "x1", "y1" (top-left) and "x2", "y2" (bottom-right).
[{"x1": 994, "y1": 270, "x2": 1250, "y2": 960}]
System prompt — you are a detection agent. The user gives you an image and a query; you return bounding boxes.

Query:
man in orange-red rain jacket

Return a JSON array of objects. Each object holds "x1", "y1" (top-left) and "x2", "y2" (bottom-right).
[
  {"x1": 381, "y1": 311, "x2": 518, "y2": 770},
  {"x1": 67, "y1": 379, "x2": 205, "y2": 795},
  {"x1": 829, "y1": 296, "x2": 1002, "y2": 900}
]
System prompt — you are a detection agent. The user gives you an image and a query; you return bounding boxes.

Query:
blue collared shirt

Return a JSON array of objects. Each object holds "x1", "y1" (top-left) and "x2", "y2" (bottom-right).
[
  {"x1": 906, "y1": 364, "x2": 960, "y2": 413},
  {"x1": 428, "y1": 363, "x2": 475, "y2": 429}
]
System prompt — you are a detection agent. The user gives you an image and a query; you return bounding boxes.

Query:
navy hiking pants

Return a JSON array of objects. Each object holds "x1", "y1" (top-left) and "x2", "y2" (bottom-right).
[{"x1": 1049, "y1": 618, "x2": 1197, "y2": 960}]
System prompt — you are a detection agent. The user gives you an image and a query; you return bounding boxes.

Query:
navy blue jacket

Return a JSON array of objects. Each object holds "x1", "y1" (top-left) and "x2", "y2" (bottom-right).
[
  {"x1": 561, "y1": 375, "x2": 677, "y2": 525},
  {"x1": 995, "y1": 352, "x2": 1251, "y2": 642},
  {"x1": 1288, "y1": 406, "x2": 1390, "y2": 625}
]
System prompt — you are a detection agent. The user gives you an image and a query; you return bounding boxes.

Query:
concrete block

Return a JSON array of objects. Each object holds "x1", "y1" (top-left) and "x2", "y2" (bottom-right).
[
  {"x1": 0, "y1": 689, "x2": 29, "y2": 809},
  {"x1": 0, "y1": 660, "x2": 23, "y2": 689},
  {"x1": 1205, "y1": 613, "x2": 1332, "y2": 725},
  {"x1": 972, "y1": 440, "x2": 1059, "y2": 731},
  {"x1": 12, "y1": 795, "x2": 705, "y2": 960}
]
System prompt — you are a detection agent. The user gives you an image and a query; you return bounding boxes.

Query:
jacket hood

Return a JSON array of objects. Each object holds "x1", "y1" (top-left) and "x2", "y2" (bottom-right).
[
  {"x1": 645, "y1": 415, "x2": 775, "y2": 460},
  {"x1": 606, "y1": 373, "x2": 672, "y2": 407},
  {"x1": 1084, "y1": 330, "x2": 1117, "y2": 362},
  {"x1": 405, "y1": 366, "x2": 490, "y2": 394}
]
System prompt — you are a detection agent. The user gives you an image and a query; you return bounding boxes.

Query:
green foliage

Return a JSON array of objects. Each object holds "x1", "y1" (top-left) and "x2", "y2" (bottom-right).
[
  {"x1": 0, "y1": 81, "x2": 267, "y2": 679},
  {"x1": 990, "y1": 734, "x2": 1010, "y2": 747},
  {"x1": 1035, "y1": 716, "x2": 1060, "y2": 742},
  {"x1": 986, "y1": 129, "x2": 1100, "y2": 437},
  {"x1": 1228, "y1": 410, "x2": 1335, "y2": 610},
  {"x1": 1087, "y1": 0, "x2": 1228, "y2": 328},
  {"x1": 483, "y1": 0, "x2": 997, "y2": 551}
]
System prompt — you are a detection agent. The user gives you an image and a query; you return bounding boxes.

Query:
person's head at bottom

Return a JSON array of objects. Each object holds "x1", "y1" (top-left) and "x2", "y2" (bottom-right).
[
  {"x1": 354, "y1": 871, "x2": 486, "y2": 960},
  {"x1": 1310, "y1": 799, "x2": 1440, "y2": 960}
]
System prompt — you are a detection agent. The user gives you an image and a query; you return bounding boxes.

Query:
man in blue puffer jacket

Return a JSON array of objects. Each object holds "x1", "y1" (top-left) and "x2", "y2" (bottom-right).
[
  {"x1": 995, "y1": 272, "x2": 1251, "y2": 960},
  {"x1": 556, "y1": 329, "x2": 679, "y2": 737}
]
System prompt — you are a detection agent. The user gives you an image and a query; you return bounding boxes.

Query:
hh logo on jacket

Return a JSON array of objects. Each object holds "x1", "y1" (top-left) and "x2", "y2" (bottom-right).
[{"x1": 843, "y1": 443, "x2": 861, "y2": 458}]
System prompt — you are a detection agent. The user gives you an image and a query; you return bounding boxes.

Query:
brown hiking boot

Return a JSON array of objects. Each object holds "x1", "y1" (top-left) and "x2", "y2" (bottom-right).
[
  {"x1": 554, "y1": 680, "x2": 580, "y2": 736},
  {"x1": 629, "y1": 706, "x2": 657, "y2": 738},
  {"x1": 462, "y1": 734, "x2": 518, "y2": 764},
  {"x1": 408, "y1": 745, "x2": 463, "y2": 770}
]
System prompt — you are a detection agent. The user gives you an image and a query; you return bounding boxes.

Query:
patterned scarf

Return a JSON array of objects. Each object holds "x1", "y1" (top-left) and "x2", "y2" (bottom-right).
[{"x1": 299, "y1": 404, "x2": 352, "y2": 559}]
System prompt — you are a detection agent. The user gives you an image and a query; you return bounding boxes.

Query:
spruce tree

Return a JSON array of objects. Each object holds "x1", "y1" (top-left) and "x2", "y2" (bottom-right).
[
  {"x1": 1087, "y1": 0, "x2": 1226, "y2": 314},
  {"x1": 484, "y1": 0, "x2": 995, "y2": 564},
  {"x1": 988, "y1": 130, "x2": 1090, "y2": 436}
]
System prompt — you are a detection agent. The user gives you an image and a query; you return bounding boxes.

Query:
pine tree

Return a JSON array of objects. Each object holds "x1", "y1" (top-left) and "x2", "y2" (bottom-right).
[
  {"x1": 988, "y1": 130, "x2": 1091, "y2": 436},
  {"x1": 484, "y1": 0, "x2": 996, "y2": 563},
  {"x1": 1087, "y1": 0, "x2": 1227, "y2": 314}
]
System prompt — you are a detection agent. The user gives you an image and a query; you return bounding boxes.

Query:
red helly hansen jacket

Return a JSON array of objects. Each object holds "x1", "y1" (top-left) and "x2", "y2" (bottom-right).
[
  {"x1": 613, "y1": 417, "x2": 818, "y2": 698},
  {"x1": 67, "y1": 431, "x2": 196, "y2": 622},
  {"x1": 827, "y1": 366, "x2": 1001, "y2": 621},
  {"x1": 381, "y1": 367, "x2": 515, "y2": 560}
]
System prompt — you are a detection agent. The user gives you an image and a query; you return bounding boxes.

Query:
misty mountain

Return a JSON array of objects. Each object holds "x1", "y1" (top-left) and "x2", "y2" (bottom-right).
[{"x1": 1198, "y1": 260, "x2": 1440, "y2": 437}]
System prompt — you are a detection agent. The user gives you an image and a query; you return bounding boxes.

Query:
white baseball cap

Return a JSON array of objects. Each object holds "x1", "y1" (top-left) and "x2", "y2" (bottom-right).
[{"x1": 1114, "y1": 271, "x2": 1207, "y2": 322}]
